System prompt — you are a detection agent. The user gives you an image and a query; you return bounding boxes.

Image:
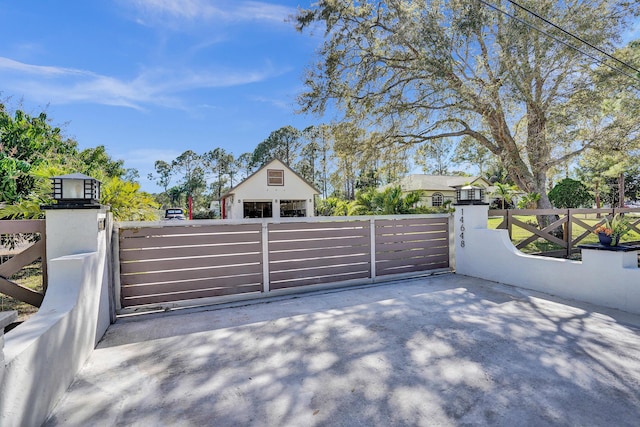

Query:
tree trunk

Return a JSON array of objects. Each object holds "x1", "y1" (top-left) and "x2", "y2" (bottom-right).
[
  {"x1": 595, "y1": 181, "x2": 601, "y2": 218},
  {"x1": 535, "y1": 192, "x2": 563, "y2": 237},
  {"x1": 524, "y1": 101, "x2": 562, "y2": 234},
  {"x1": 618, "y1": 173, "x2": 625, "y2": 208},
  {"x1": 529, "y1": 169, "x2": 564, "y2": 239}
]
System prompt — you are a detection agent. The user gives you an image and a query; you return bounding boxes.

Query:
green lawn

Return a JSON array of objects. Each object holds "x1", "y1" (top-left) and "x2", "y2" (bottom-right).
[{"x1": 487, "y1": 214, "x2": 640, "y2": 255}]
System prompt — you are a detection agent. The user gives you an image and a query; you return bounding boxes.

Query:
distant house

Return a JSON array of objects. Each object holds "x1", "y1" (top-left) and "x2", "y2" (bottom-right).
[
  {"x1": 220, "y1": 159, "x2": 320, "y2": 219},
  {"x1": 384, "y1": 174, "x2": 497, "y2": 207}
]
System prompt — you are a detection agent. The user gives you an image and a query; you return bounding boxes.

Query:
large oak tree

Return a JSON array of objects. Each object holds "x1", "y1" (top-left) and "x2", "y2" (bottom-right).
[{"x1": 296, "y1": 0, "x2": 638, "y2": 210}]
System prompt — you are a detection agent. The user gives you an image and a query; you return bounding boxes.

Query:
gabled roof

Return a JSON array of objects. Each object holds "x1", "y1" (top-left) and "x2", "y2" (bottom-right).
[
  {"x1": 220, "y1": 158, "x2": 320, "y2": 199},
  {"x1": 389, "y1": 174, "x2": 491, "y2": 192}
]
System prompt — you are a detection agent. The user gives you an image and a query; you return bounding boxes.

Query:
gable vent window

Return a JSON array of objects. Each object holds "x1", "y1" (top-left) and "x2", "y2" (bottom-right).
[{"x1": 267, "y1": 169, "x2": 284, "y2": 186}]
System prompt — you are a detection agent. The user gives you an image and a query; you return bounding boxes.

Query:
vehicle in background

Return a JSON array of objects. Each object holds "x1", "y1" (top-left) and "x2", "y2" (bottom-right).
[{"x1": 164, "y1": 208, "x2": 186, "y2": 220}]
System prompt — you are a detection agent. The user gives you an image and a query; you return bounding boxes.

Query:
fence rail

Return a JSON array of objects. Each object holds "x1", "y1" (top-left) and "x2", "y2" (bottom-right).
[
  {"x1": 0, "y1": 220, "x2": 47, "y2": 307},
  {"x1": 117, "y1": 215, "x2": 451, "y2": 310},
  {"x1": 489, "y1": 208, "x2": 640, "y2": 258}
]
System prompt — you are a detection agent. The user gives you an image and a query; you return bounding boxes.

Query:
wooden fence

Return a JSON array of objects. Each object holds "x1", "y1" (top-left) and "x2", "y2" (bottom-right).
[
  {"x1": 117, "y1": 215, "x2": 451, "y2": 309},
  {"x1": 0, "y1": 220, "x2": 47, "y2": 307},
  {"x1": 489, "y1": 208, "x2": 640, "y2": 258}
]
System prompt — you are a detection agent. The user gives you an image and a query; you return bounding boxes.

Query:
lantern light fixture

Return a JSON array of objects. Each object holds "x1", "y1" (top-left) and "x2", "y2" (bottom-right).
[
  {"x1": 48, "y1": 173, "x2": 102, "y2": 208},
  {"x1": 455, "y1": 185, "x2": 487, "y2": 206}
]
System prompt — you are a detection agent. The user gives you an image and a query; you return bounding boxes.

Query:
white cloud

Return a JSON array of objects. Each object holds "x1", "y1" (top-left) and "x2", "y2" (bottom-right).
[
  {"x1": 187, "y1": 35, "x2": 229, "y2": 55},
  {"x1": 0, "y1": 57, "x2": 288, "y2": 110},
  {"x1": 251, "y1": 95, "x2": 291, "y2": 110},
  {"x1": 130, "y1": 0, "x2": 213, "y2": 21},
  {"x1": 0, "y1": 57, "x2": 93, "y2": 78},
  {"x1": 124, "y1": 0, "x2": 295, "y2": 27},
  {"x1": 234, "y1": 1, "x2": 297, "y2": 22}
]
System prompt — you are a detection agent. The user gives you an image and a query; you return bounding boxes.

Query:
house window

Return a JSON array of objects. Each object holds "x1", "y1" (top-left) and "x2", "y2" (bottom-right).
[
  {"x1": 432, "y1": 192, "x2": 444, "y2": 207},
  {"x1": 267, "y1": 169, "x2": 284, "y2": 186},
  {"x1": 280, "y1": 200, "x2": 306, "y2": 217}
]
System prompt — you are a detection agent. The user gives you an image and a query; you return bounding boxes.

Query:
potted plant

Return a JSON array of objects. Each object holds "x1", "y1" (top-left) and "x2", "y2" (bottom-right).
[{"x1": 593, "y1": 214, "x2": 630, "y2": 246}]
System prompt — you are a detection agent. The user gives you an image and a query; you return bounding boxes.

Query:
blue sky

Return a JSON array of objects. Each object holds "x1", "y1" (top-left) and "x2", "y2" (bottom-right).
[
  {"x1": 1, "y1": 1, "x2": 639, "y2": 194},
  {"x1": 0, "y1": 0, "x2": 323, "y2": 193}
]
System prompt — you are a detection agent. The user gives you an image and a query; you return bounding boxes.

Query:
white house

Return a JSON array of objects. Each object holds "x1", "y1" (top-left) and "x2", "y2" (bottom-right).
[{"x1": 220, "y1": 159, "x2": 320, "y2": 219}]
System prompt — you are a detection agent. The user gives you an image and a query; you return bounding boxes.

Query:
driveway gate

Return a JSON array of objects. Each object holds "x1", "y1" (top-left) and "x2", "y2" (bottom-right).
[{"x1": 116, "y1": 215, "x2": 451, "y2": 311}]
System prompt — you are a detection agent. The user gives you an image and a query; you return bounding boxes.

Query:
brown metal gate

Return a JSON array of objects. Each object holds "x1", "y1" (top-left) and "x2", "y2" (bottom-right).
[
  {"x1": 117, "y1": 215, "x2": 451, "y2": 310},
  {"x1": 119, "y1": 223, "x2": 263, "y2": 307}
]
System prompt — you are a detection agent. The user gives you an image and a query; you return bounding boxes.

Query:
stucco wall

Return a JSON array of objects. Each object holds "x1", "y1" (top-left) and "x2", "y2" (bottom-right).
[
  {"x1": 454, "y1": 205, "x2": 640, "y2": 315},
  {"x1": 0, "y1": 208, "x2": 112, "y2": 427},
  {"x1": 0, "y1": 311, "x2": 17, "y2": 394}
]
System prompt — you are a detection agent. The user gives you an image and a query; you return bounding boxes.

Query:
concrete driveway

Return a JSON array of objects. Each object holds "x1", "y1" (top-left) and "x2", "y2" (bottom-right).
[{"x1": 45, "y1": 274, "x2": 640, "y2": 426}]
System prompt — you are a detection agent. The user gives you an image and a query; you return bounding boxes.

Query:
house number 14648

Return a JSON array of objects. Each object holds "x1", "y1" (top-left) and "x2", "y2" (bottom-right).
[{"x1": 459, "y1": 209, "x2": 465, "y2": 248}]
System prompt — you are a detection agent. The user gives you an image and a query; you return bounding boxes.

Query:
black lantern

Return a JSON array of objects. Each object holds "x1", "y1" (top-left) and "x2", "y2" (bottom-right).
[
  {"x1": 49, "y1": 173, "x2": 101, "y2": 208},
  {"x1": 455, "y1": 185, "x2": 486, "y2": 205}
]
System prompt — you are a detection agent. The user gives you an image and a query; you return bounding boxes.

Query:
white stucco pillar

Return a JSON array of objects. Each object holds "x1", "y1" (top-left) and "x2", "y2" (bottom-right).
[
  {"x1": 44, "y1": 206, "x2": 113, "y2": 340},
  {"x1": 45, "y1": 207, "x2": 109, "y2": 260},
  {"x1": 454, "y1": 204, "x2": 490, "y2": 275},
  {"x1": 454, "y1": 204, "x2": 489, "y2": 231}
]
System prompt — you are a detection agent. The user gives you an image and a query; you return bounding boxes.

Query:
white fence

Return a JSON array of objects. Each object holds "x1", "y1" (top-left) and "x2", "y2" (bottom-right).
[{"x1": 0, "y1": 208, "x2": 112, "y2": 427}]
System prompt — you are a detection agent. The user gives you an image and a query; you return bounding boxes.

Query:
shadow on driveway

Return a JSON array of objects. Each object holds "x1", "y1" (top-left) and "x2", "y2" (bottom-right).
[{"x1": 45, "y1": 274, "x2": 640, "y2": 426}]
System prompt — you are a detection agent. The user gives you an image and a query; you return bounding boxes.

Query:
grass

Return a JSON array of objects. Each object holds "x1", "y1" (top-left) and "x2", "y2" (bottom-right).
[
  {"x1": 0, "y1": 261, "x2": 43, "y2": 322},
  {"x1": 488, "y1": 213, "x2": 640, "y2": 256}
]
